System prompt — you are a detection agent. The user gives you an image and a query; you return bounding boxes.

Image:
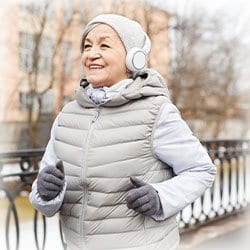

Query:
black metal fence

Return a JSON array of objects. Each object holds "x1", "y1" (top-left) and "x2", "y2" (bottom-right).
[
  {"x1": 0, "y1": 140, "x2": 250, "y2": 250},
  {"x1": 0, "y1": 149, "x2": 58, "y2": 250}
]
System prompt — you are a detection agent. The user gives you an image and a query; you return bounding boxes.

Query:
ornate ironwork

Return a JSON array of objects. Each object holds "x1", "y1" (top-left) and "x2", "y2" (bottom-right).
[
  {"x1": 179, "y1": 140, "x2": 250, "y2": 231},
  {"x1": 0, "y1": 149, "x2": 66, "y2": 250}
]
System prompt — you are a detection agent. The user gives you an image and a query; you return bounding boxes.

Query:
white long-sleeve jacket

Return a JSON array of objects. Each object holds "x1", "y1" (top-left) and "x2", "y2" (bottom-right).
[{"x1": 29, "y1": 79, "x2": 216, "y2": 220}]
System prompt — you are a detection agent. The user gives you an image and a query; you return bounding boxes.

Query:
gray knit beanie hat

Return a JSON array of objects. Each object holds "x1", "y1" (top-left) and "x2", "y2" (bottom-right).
[{"x1": 80, "y1": 14, "x2": 151, "y2": 55}]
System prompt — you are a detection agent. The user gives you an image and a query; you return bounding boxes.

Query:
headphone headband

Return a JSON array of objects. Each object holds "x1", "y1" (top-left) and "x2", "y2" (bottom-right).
[{"x1": 142, "y1": 32, "x2": 151, "y2": 54}]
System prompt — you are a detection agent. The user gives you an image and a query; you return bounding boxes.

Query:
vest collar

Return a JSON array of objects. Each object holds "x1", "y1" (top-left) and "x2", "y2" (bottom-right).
[{"x1": 76, "y1": 69, "x2": 169, "y2": 108}]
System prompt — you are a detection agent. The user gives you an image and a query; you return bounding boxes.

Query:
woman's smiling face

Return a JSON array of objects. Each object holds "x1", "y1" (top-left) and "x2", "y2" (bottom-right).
[{"x1": 81, "y1": 24, "x2": 128, "y2": 87}]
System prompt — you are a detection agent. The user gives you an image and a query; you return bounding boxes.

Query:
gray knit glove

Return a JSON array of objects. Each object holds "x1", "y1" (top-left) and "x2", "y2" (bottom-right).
[
  {"x1": 37, "y1": 161, "x2": 65, "y2": 201},
  {"x1": 125, "y1": 176, "x2": 161, "y2": 216}
]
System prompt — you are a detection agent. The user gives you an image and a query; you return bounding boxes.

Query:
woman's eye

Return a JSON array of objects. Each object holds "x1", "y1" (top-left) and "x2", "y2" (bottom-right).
[
  {"x1": 101, "y1": 44, "x2": 110, "y2": 48},
  {"x1": 83, "y1": 44, "x2": 91, "y2": 50}
]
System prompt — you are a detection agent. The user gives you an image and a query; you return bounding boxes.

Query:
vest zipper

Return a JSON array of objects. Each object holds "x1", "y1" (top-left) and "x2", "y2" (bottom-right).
[
  {"x1": 92, "y1": 109, "x2": 100, "y2": 123},
  {"x1": 80, "y1": 108, "x2": 101, "y2": 248}
]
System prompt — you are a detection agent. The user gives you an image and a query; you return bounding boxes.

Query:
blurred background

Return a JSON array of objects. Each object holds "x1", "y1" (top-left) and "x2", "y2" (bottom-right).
[{"x1": 0, "y1": 0, "x2": 249, "y2": 249}]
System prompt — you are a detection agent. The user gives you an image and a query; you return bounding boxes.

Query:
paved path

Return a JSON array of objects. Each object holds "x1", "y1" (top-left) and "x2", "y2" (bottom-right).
[
  {"x1": 179, "y1": 207, "x2": 250, "y2": 250},
  {"x1": 191, "y1": 224, "x2": 250, "y2": 250}
]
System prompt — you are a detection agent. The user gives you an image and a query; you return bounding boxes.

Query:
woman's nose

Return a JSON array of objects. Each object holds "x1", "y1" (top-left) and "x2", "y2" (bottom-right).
[{"x1": 88, "y1": 48, "x2": 101, "y2": 59}]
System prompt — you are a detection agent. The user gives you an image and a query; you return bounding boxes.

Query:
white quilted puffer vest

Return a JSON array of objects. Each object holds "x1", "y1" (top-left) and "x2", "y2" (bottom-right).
[{"x1": 54, "y1": 70, "x2": 179, "y2": 250}]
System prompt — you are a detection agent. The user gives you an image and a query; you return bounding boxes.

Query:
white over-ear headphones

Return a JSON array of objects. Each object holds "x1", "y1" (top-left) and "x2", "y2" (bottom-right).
[{"x1": 126, "y1": 33, "x2": 151, "y2": 72}]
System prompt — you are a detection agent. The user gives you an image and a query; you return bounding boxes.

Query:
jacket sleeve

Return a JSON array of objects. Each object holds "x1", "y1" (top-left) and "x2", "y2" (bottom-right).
[
  {"x1": 29, "y1": 180, "x2": 67, "y2": 217},
  {"x1": 151, "y1": 103, "x2": 216, "y2": 221},
  {"x1": 29, "y1": 116, "x2": 67, "y2": 217}
]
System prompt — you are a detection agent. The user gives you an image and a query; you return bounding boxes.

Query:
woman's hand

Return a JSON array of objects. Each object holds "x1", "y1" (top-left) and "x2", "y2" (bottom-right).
[
  {"x1": 37, "y1": 161, "x2": 65, "y2": 201},
  {"x1": 125, "y1": 176, "x2": 161, "y2": 216}
]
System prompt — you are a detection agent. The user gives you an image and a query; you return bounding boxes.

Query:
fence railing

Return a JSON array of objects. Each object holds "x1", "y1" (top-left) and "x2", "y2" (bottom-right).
[
  {"x1": 178, "y1": 140, "x2": 250, "y2": 231},
  {"x1": 0, "y1": 140, "x2": 250, "y2": 249}
]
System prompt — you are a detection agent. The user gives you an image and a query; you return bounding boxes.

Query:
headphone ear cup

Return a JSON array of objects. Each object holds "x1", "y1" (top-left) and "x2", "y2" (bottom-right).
[{"x1": 126, "y1": 48, "x2": 147, "y2": 72}]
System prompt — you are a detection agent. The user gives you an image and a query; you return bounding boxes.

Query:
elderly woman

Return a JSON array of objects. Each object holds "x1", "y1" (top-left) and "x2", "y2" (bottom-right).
[{"x1": 30, "y1": 14, "x2": 216, "y2": 250}]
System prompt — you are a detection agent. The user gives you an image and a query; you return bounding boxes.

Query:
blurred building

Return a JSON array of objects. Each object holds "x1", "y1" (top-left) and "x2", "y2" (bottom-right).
[{"x1": 0, "y1": 0, "x2": 171, "y2": 151}]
